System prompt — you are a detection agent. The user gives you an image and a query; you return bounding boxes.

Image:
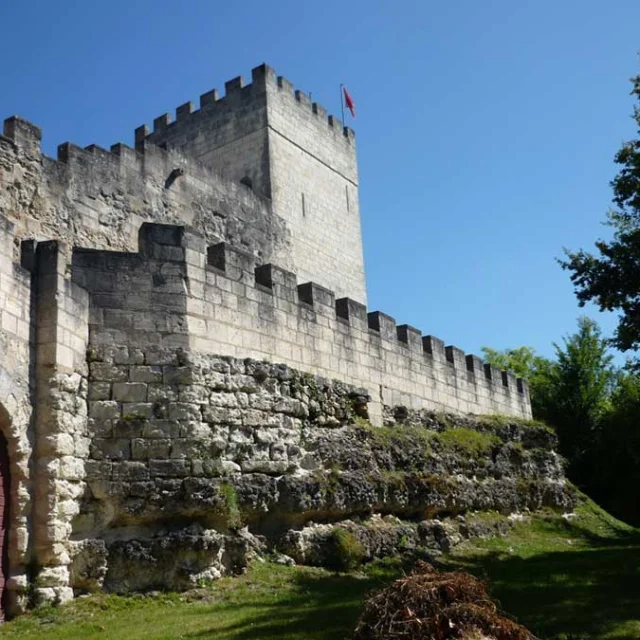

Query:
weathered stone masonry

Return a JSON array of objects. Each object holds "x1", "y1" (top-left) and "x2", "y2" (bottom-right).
[
  {"x1": 73, "y1": 224, "x2": 531, "y2": 420},
  {"x1": 0, "y1": 63, "x2": 541, "y2": 614}
]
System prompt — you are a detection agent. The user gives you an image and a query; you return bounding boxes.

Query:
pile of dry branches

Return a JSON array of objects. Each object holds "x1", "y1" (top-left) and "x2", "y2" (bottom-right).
[{"x1": 353, "y1": 562, "x2": 535, "y2": 640}]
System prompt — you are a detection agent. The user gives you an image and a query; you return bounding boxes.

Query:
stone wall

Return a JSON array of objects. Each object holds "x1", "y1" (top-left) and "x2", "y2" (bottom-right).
[
  {"x1": 0, "y1": 216, "x2": 34, "y2": 614},
  {"x1": 29, "y1": 240, "x2": 90, "y2": 607},
  {"x1": 139, "y1": 64, "x2": 367, "y2": 303},
  {"x1": 0, "y1": 115, "x2": 290, "y2": 269},
  {"x1": 72, "y1": 223, "x2": 532, "y2": 421},
  {"x1": 0, "y1": 217, "x2": 554, "y2": 608},
  {"x1": 71, "y1": 344, "x2": 571, "y2": 593},
  {"x1": 265, "y1": 68, "x2": 366, "y2": 305}
]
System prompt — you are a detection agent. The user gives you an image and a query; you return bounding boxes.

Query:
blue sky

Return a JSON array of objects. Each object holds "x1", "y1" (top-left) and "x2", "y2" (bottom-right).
[{"x1": 1, "y1": 1, "x2": 639, "y2": 361}]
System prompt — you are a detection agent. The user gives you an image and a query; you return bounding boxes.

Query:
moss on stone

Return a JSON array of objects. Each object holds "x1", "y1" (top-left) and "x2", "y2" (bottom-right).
[
  {"x1": 433, "y1": 427, "x2": 500, "y2": 458},
  {"x1": 220, "y1": 483, "x2": 243, "y2": 530},
  {"x1": 324, "y1": 528, "x2": 365, "y2": 572}
]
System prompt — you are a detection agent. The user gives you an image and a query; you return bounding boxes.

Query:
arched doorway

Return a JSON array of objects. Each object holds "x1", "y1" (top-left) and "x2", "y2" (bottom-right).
[{"x1": 0, "y1": 432, "x2": 9, "y2": 620}]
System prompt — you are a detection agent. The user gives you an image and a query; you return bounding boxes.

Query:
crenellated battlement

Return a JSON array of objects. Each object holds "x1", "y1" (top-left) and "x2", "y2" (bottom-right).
[
  {"x1": 124, "y1": 63, "x2": 366, "y2": 303},
  {"x1": 133, "y1": 64, "x2": 354, "y2": 151},
  {"x1": 1, "y1": 114, "x2": 260, "y2": 201},
  {"x1": 69, "y1": 222, "x2": 531, "y2": 421},
  {"x1": 0, "y1": 112, "x2": 291, "y2": 280}
]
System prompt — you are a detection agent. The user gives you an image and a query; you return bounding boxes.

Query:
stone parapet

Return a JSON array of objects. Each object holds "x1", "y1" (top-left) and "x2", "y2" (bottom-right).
[{"x1": 72, "y1": 222, "x2": 531, "y2": 420}]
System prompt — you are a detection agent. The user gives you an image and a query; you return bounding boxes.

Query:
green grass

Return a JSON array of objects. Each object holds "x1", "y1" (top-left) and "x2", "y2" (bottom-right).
[
  {"x1": 433, "y1": 426, "x2": 500, "y2": 456},
  {"x1": 447, "y1": 498, "x2": 640, "y2": 640},
  {"x1": 2, "y1": 497, "x2": 638, "y2": 640},
  {"x1": 0, "y1": 563, "x2": 394, "y2": 640}
]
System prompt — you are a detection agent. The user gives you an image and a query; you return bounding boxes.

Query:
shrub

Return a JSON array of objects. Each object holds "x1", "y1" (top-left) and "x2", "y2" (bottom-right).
[{"x1": 324, "y1": 528, "x2": 365, "y2": 572}]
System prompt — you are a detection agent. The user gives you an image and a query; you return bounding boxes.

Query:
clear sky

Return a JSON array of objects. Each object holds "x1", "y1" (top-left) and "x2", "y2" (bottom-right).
[{"x1": 1, "y1": 1, "x2": 638, "y2": 361}]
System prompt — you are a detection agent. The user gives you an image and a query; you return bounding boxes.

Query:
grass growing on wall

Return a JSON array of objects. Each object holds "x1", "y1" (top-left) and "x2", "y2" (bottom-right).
[
  {"x1": 433, "y1": 426, "x2": 500, "y2": 457},
  {"x1": 2, "y1": 497, "x2": 638, "y2": 640}
]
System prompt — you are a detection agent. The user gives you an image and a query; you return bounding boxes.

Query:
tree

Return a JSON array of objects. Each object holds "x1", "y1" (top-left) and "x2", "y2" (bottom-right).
[
  {"x1": 598, "y1": 371, "x2": 640, "y2": 523},
  {"x1": 547, "y1": 317, "x2": 615, "y2": 466},
  {"x1": 561, "y1": 72, "x2": 640, "y2": 356},
  {"x1": 480, "y1": 346, "x2": 554, "y2": 419},
  {"x1": 483, "y1": 318, "x2": 614, "y2": 469}
]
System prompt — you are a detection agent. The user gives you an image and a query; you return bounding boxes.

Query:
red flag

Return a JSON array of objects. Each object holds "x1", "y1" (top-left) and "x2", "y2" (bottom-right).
[{"x1": 343, "y1": 86, "x2": 356, "y2": 118}]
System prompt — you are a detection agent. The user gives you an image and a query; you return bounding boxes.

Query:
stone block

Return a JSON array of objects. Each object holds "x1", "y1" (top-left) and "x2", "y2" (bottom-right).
[
  {"x1": 89, "y1": 382, "x2": 112, "y2": 401},
  {"x1": 89, "y1": 401, "x2": 121, "y2": 421},
  {"x1": 297, "y1": 282, "x2": 335, "y2": 315},
  {"x1": 149, "y1": 459, "x2": 191, "y2": 477},
  {"x1": 163, "y1": 366, "x2": 194, "y2": 385},
  {"x1": 335, "y1": 297, "x2": 367, "y2": 329},
  {"x1": 142, "y1": 420, "x2": 181, "y2": 439},
  {"x1": 84, "y1": 460, "x2": 112, "y2": 481},
  {"x1": 255, "y1": 264, "x2": 298, "y2": 302},
  {"x1": 89, "y1": 362, "x2": 128, "y2": 382},
  {"x1": 90, "y1": 438, "x2": 131, "y2": 460},
  {"x1": 111, "y1": 461, "x2": 150, "y2": 481},
  {"x1": 169, "y1": 403, "x2": 202, "y2": 421},
  {"x1": 112, "y1": 382, "x2": 148, "y2": 402},
  {"x1": 129, "y1": 366, "x2": 163, "y2": 383},
  {"x1": 368, "y1": 311, "x2": 397, "y2": 342},
  {"x1": 113, "y1": 416, "x2": 146, "y2": 438},
  {"x1": 423, "y1": 335, "x2": 446, "y2": 362},
  {"x1": 397, "y1": 324, "x2": 422, "y2": 353},
  {"x1": 445, "y1": 345, "x2": 466, "y2": 370},
  {"x1": 58, "y1": 456, "x2": 85, "y2": 480},
  {"x1": 122, "y1": 402, "x2": 154, "y2": 419},
  {"x1": 132, "y1": 438, "x2": 171, "y2": 459},
  {"x1": 465, "y1": 355, "x2": 485, "y2": 377},
  {"x1": 207, "y1": 243, "x2": 255, "y2": 284}
]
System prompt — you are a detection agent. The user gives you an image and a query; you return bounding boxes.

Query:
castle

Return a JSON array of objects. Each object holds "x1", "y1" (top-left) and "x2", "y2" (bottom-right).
[{"x1": 0, "y1": 64, "x2": 533, "y2": 615}]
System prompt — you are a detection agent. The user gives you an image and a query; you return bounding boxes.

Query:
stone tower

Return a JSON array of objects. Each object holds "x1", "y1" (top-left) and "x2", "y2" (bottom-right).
[{"x1": 138, "y1": 64, "x2": 367, "y2": 304}]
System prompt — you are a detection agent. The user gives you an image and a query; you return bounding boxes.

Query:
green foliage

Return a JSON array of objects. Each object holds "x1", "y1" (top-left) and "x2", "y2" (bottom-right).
[
  {"x1": 545, "y1": 317, "x2": 615, "y2": 463},
  {"x1": 353, "y1": 415, "x2": 371, "y2": 428},
  {"x1": 433, "y1": 427, "x2": 499, "y2": 457},
  {"x1": 481, "y1": 345, "x2": 547, "y2": 381},
  {"x1": 560, "y1": 69, "x2": 640, "y2": 356},
  {"x1": 324, "y1": 528, "x2": 365, "y2": 572},
  {"x1": 484, "y1": 319, "x2": 614, "y2": 468},
  {"x1": 219, "y1": 483, "x2": 243, "y2": 530},
  {"x1": 477, "y1": 413, "x2": 552, "y2": 432},
  {"x1": 358, "y1": 423, "x2": 435, "y2": 453},
  {"x1": 481, "y1": 345, "x2": 555, "y2": 418},
  {"x1": 593, "y1": 372, "x2": 640, "y2": 524},
  {"x1": 483, "y1": 319, "x2": 640, "y2": 526}
]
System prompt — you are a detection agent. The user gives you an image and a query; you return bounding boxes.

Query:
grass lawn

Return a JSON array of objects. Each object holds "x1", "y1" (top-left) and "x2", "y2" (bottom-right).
[
  {"x1": 447, "y1": 498, "x2": 640, "y2": 640},
  {"x1": 1, "y1": 497, "x2": 638, "y2": 640}
]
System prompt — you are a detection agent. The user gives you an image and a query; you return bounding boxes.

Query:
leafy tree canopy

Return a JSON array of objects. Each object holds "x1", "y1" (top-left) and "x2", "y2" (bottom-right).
[{"x1": 561, "y1": 72, "x2": 640, "y2": 355}]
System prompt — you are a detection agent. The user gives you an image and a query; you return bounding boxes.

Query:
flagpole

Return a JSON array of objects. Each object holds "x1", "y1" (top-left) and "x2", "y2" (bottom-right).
[{"x1": 340, "y1": 84, "x2": 345, "y2": 123}]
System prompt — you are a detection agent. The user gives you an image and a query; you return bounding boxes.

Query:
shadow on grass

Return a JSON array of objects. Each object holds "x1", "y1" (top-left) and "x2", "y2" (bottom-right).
[
  {"x1": 451, "y1": 532, "x2": 640, "y2": 639},
  {"x1": 183, "y1": 571, "x2": 391, "y2": 640},
  {"x1": 185, "y1": 542, "x2": 640, "y2": 639},
  {"x1": 179, "y1": 513, "x2": 640, "y2": 640}
]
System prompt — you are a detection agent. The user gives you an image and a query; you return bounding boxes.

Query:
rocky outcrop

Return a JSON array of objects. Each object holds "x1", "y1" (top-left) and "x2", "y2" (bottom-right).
[
  {"x1": 69, "y1": 346, "x2": 574, "y2": 593},
  {"x1": 279, "y1": 512, "x2": 514, "y2": 567}
]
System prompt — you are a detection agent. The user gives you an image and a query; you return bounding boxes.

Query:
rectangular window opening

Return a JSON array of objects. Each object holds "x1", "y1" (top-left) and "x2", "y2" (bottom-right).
[
  {"x1": 345, "y1": 185, "x2": 350, "y2": 212},
  {"x1": 301, "y1": 192, "x2": 306, "y2": 217}
]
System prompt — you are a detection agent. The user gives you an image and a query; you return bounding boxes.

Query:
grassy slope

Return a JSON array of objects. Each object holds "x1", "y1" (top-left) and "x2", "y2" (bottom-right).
[
  {"x1": 1, "y1": 497, "x2": 638, "y2": 640},
  {"x1": 448, "y1": 498, "x2": 640, "y2": 640}
]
